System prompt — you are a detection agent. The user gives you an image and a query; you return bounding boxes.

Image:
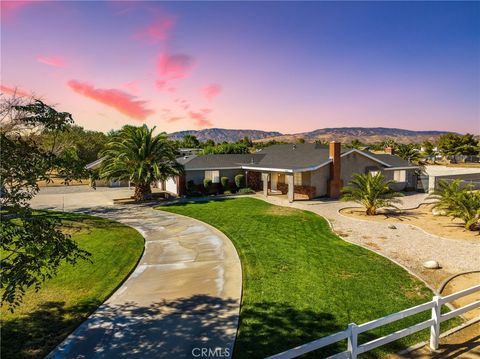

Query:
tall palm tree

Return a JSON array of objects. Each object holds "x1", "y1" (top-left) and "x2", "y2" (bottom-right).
[
  {"x1": 341, "y1": 172, "x2": 403, "y2": 215},
  {"x1": 100, "y1": 125, "x2": 183, "y2": 201},
  {"x1": 395, "y1": 144, "x2": 421, "y2": 164}
]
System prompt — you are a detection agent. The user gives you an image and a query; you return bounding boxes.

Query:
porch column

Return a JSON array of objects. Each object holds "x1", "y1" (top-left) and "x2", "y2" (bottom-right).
[
  {"x1": 262, "y1": 172, "x2": 269, "y2": 197},
  {"x1": 287, "y1": 173, "x2": 294, "y2": 202}
]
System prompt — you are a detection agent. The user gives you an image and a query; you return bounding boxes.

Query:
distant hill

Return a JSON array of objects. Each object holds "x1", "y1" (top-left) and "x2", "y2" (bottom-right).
[
  {"x1": 255, "y1": 127, "x2": 456, "y2": 144},
  {"x1": 168, "y1": 127, "x2": 456, "y2": 144},
  {"x1": 168, "y1": 128, "x2": 282, "y2": 143}
]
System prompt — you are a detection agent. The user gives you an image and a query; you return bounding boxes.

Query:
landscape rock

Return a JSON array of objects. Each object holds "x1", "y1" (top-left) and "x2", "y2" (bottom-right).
[
  {"x1": 388, "y1": 224, "x2": 397, "y2": 229},
  {"x1": 423, "y1": 260, "x2": 440, "y2": 269}
]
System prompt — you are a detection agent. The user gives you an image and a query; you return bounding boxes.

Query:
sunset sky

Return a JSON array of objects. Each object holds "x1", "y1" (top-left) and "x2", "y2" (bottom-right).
[{"x1": 1, "y1": 1, "x2": 479, "y2": 134}]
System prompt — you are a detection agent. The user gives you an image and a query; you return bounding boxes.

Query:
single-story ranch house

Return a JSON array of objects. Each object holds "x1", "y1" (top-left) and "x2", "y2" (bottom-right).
[{"x1": 162, "y1": 142, "x2": 419, "y2": 201}]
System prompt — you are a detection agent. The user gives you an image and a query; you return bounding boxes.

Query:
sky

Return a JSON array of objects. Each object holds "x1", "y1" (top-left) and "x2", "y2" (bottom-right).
[{"x1": 1, "y1": 1, "x2": 479, "y2": 134}]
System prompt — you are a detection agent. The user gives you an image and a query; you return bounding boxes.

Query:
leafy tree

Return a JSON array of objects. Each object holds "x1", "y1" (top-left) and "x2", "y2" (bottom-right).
[
  {"x1": 341, "y1": 172, "x2": 403, "y2": 215},
  {"x1": 381, "y1": 139, "x2": 397, "y2": 149},
  {"x1": 395, "y1": 144, "x2": 421, "y2": 163},
  {"x1": 0, "y1": 97, "x2": 91, "y2": 309},
  {"x1": 238, "y1": 136, "x2": 253, "y2": 147},
  {"x1": 438, "y1": 133, "x2": 479, "y2": 162},
  {"x1": 202, "y1": 142, "x2": 249, "y2": 154},
  {"x1": 297, "y1": 138, "x2": 306, "y2": 144},
  {"x1": 100, "y1": 125, "x2": 183, "y2": 201},
  {"x1": 428, "y1": 180, "x2": 480, "y2": 231},
  {"x1": 39, "y1": 125, "x2": 107, "y2": 165},
  {"x1": 348, "y1": 139, "x2": 364, "y2": 149},
  {"x1": 182, "y1": 134, "x2": 200, "y2": 148},
  {"x1": 203, "y1": 139, "x2": 215, "y2": 147}
]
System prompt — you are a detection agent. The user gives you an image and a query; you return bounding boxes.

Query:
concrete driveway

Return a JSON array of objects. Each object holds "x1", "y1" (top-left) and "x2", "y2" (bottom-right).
[{"x1": 31, "y1": 187, "x2": 242, "y2": 358}]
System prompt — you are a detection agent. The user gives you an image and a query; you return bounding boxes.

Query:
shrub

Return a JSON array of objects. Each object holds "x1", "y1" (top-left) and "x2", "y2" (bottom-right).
[
  {"x1": 428, "y1": 180, "x2": 480, "y2": 231},
  {"x1": 238, "y1": 187, "x2": 255, "y2": 195},
  {"x1": 186, "y1": 180, "x2": 195, "y2": 193},
  {"x1": 203, "y1": 178, "x2": 212, "y2": 194},
  {"x1": 235, "y1": 174, "x2": 246, "y2": 189},
  {"x1": 220, "y1": 177, "x2": 229, "y2": 191},
  {"x1": 223, "y1": 190, "x2": 233, "y2": 195}
]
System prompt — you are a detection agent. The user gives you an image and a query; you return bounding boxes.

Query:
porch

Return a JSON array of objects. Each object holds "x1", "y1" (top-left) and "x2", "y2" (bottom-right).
[{"x1": 246, "y1": 170, "x2": 317, "y2": 202}]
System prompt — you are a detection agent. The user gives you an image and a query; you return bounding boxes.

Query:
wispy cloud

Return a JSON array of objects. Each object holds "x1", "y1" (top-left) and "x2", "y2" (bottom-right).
[
  {"x1": 201, "y1": 83, "x2": 222, "y2": 100},
  {"x1": 1, "y1": 0, "x2": 34, "y2": 22},
  {"x1": 133, "y1": 14, "x2": 175, "y2": 44},
  {"x1": 189, "y1": 110, "x2": 213, "y2": 127},
  {"x1": 37, "y1": 55, "x2": 66, "y2": 68},
  {"x1": 167, "y1": 116, "x2": 183, "y2": 123},
  {"x1": 0, "y1": 85, "x2": 32, "y2": 97},
  {"x1": 157, "y1": 53, "x2": 194, "y2": 80},
  {"x1": 67, "y1": 80, "x2": 154, "y2": 121}
]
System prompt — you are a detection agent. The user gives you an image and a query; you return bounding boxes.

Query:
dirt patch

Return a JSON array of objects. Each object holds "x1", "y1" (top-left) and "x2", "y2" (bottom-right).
[
  {"x1": 340, "y1": 204, "x2": 479, "y2": 242},
  {"x1": 441, "y1": 272, "x2": 480, "y2": 321},
  {"x1": 365, "y1": 241, "x2": 381, "y2": 250}
]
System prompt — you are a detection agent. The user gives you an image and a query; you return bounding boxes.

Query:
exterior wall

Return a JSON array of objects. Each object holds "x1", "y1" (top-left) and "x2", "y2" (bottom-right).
[
  {"x1": 310, "y1": 165, "x2": 330, "y2": 197},
  {"x1": 430, "y1": 173, "x2": 480, "y2": 193},
  {"x1": 340, "y1": 152, "x2": 382, "y2": 185},
  {"x1": 185, "y1": 168, "x2": 244, "y2": 184},
  {"x1": 385, "y1": 169, "x2": 417, "y2": 191}
]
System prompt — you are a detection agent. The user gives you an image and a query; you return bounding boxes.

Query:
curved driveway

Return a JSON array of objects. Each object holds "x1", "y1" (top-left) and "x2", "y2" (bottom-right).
[{"x1": 31, "y1": 187, "x2": 242, "y2": 359}]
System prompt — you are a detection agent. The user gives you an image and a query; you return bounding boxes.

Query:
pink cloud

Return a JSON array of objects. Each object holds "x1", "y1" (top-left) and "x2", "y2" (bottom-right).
[
  {"x1": 201, "y1": 84, "x2": 222, "y2": 100},
  {"x1": 189, "y1": 111, "x2": 213, "y2": 127},
  {"x1": 1, "y1": 1, "x2": 34, "y2": 22},
  {"x1": 157, "y1": 53, "x2": 194, "y2": 80},
  {"x1": 134, "y1": 14, "x2": 175, "y2": 44},
  {"x1": 1, "y1": 85, "x2": 32, "y2": 97},
  {"x1": 200, "y1": 108, "x2": 212, "y2": 114},
  {"x1": 67, "y1": 80, "x2": 154, "y2": 121},
  {"x1": 37, "y1": 55, "x2": 66, "y2": 68}
]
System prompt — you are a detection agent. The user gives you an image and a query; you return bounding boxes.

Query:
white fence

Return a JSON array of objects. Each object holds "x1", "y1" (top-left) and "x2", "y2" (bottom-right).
[{"x1": 267, "y1": 284, "x2": 480, "y2": 359}]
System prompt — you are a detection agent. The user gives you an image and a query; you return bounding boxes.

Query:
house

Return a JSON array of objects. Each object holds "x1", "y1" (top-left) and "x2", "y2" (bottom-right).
[{"x1": 165, "y1": 142, "x2": 419, "y2": 202}]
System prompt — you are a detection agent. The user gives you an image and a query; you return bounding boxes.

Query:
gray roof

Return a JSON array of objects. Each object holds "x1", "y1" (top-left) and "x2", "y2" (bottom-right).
[
  {"x1": 366, "y1": 153, "x2": 414, "y2": 168},
  {"x1": 245, "y1": 144, "x2": 335, "y2": 170},
  {"x1": 182, "y1": 153, "x2": 265, "y2": 170}
]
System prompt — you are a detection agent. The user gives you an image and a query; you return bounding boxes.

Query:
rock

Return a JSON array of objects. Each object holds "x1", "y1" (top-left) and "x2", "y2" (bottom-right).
[
  {"x1": 388, "y1": 224, "x2": 397, "y2": 229},
  {"x1": 423, "y1": 260, "x2": 440, "y2": 269}
]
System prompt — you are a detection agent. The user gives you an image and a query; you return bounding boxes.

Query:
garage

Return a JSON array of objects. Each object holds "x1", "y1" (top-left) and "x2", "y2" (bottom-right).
[{"x1": 165, "y1": 176, "x2": 178, "y2": 195}]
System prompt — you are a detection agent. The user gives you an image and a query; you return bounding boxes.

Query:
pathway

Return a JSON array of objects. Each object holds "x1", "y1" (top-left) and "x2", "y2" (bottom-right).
[{"x1": 31, "y1": 187, "x2": 242, "y2": 359}]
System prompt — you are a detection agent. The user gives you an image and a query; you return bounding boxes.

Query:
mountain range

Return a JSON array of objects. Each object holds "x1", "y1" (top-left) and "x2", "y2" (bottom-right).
[{"x1": 168, "y1": 127, "x2": 456, "y2": 144}]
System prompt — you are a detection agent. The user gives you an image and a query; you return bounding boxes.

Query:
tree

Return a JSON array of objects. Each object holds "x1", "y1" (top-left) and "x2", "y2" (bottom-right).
[
  {"x1": 395, "y1": 144, "x2": 421, "y2": 163},
  {"x1": 349, "y1": 139, "x2": 363, "y2": 149},
  {"x1": 203, "y1": 139, "x2": 215, "y2": 147},
  {"x1": 100, "y1": 125, "x2": 183, "y2": 201},
  {"x1": 341, "y1": 173, "x2": 403, "y2": 215},
  {"x1": 421, "y1": 141, "x2": 437, "y2": 163},
  {"x1": 438, "y1": 133, "x2": 479, "y2": 162},
  {"x1": 428, "y1": 180, "x2": 480, "y2": 231},
  {"x1": 202, "y1": 142, "x2": 249, "y2": 154},
  {"x1": 1, "y1": 96, "x2": 90, "y2": 309},
  {"x1": 182, "y1": 134, "x2": 200, "y2": 148}
]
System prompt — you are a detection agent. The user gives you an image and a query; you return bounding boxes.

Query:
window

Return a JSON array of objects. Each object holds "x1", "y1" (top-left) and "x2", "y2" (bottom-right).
[
  {"x1": 205, "y1": 170, "x2": 220, "y2": 183},
  {"x1": 369, "y1": 170, "x2": 380, "y2": 176},
  {"x1": 394, "y1": 170, "x2": 406, "y2": 182},
  {"x1": 294, "y1": 172, "x2": 302, "y2": 185}
]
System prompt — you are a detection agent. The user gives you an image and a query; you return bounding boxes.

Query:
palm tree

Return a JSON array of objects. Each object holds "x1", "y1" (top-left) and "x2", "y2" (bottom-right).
[
  {"x1": 428, "y1": 180, "x2": 480, "y2": 231},
  {"x1": 395, "y1": 144, "x2": 421, "y2": 163},
  {"x1": 100, "y1": 125, "x2": 183, "y2": 201},
  {"x1": 341, "y1": 172, "x2": 403, "y2": 215}
]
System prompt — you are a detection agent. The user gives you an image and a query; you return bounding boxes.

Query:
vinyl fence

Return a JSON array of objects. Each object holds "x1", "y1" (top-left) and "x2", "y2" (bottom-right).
[{"x1": 267, "y1": 284, "x2": 480, "y2": 359}]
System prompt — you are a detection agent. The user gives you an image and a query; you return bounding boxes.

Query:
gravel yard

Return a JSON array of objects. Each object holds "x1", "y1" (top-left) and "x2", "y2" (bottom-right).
[{"x1": 258, "y1": 193, "x2": 480, "y2": 289}]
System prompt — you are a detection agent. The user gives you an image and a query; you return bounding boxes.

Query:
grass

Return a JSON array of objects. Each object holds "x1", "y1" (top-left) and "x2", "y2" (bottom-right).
[
  {"x1": 160, "y1": 197, "x2": 460, "y2": 358},
  {"x1": 1, "y1": 211, "x2": 144, "y2": 359}
]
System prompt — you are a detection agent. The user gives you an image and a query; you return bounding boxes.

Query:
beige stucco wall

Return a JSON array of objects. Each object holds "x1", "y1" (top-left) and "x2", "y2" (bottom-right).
[
  {"x1": 340, "y1": 152, "x2": 382, "y2": 185},
  {"x1": 310, "y1": 165, "x2": 330, "y2": 197}
]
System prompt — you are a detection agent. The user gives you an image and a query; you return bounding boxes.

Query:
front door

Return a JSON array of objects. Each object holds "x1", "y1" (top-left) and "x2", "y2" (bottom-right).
[{"x1": 271, "y1": 173, "x2": 278, "y2": 191}]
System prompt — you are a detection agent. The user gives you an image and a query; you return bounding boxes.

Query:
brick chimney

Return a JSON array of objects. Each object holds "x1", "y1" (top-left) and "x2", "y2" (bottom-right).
[
  {"x1": 385, "y1": 146, "x2": 395, "y2": 155},
  {"x1": 328, "y1": 141, "x2": 342, "y2": 199}
]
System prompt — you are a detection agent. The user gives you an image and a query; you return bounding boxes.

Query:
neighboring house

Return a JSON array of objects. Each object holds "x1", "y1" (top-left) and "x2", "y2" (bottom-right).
[
  {"x1": 420, "y1": 165, "x2": 480, "y2": 193},
  {"x1": 168, "y1": 142, "x2": 419, "y2": 202},
  {"x1": 85, "y1": 158, "x2": 130, "y2": 188}
]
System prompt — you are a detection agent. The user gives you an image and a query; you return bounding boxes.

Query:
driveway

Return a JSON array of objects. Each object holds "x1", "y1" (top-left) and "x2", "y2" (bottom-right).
[{"x1": 31, "y1": 187, "x2": 242, "y2": 358}]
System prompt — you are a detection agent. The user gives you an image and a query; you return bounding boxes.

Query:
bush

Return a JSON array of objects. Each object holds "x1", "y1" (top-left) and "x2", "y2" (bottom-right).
[
  {"x1": 186, "y1": 180, "x2": 195, "y2": 193},
  {"x1": 223, "y1": 190, "x2": 233, "y2": 195},
  {"x1": 238, "y1": 187, "x2": 255, "y2": 194},
  {"x1": 235, "y1": 174, "x2": 245, "y2": 189},
  {"x1": 221, "y1": 177, "x2": 229, "y2": 191},
  {"x1": 203, "y1": 178, "x2": 212, "y2": 193}
]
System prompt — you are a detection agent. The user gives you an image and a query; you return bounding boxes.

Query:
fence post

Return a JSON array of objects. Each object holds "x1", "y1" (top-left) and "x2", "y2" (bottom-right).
[
  {"x1": 347, "y1": 323, "x2": 358, "y2": 359},
  {"x1": 430, "y1": 295, "x2": 441, "y2": 350}
]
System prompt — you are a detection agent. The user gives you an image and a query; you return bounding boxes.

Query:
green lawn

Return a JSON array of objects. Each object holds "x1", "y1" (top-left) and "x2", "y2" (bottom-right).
[
  {"x1": 160, "y1": 198, "x2": 455, "y2": 358},
  {"x1": 1, "y1": 212, "x2": 144, "y2": 359}
]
